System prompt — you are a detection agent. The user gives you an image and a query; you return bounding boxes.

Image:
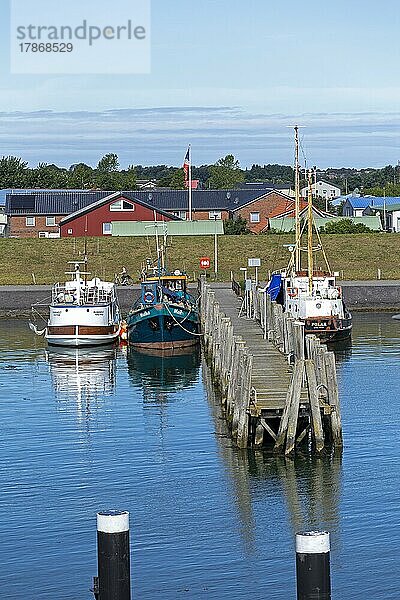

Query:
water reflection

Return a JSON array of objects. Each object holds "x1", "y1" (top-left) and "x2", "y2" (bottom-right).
[
  {"x1": 127, "y1": 346, "x2": 202, "y2": 403},
  {"x1": 330, "y1": 337, "x2": 353, "y2": 364},
  {"x1": 203, "y1": 357, "x2": 342, "y2": 555},
  {"x1": 46, "y1": 345, "x2": 117, "y2": 421},
  {"x1": 126, "y1": 347, "x2": 202, "y2": 451}
]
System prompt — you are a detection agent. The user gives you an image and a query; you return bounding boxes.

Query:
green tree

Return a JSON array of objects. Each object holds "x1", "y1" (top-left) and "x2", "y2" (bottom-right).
[
  {"x1": 169, "y1": 168, "x2": 186, "y2": 189},
  {"x1": 320, "y1": 219, "x2": 373, "y2": 234},
  {"x1": 223, "y1": 216, "x2": 250, "y2": 235},
  {"x1": 0, "y1": 156, "x2": 29, "y2": 187},
  {"x1": 97, "y1": 153, "x2": 119, "y2": 172},
  {"x1": 96, "y1": 153, "x2": 122, "y2": 189},
  {"x1": 208, "y1": 154, "x2": 244, "y2": 189},
  {"x1": 364, "y1": 183, "x2": 400, "y2": 196},
  {"x1": 68, "y1": 163, "x2": 95, "y2": 189},
  {"x1": 120, "y1": 165, "x2": 137, "y2": 190},
  {"x1": 29, "y1": 163, "x2": 69, "y2": 188}
]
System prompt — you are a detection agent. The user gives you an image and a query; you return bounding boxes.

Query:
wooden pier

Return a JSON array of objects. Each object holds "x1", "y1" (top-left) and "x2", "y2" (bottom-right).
[{"x1": 199, "y1": 279, "x2": 343, "y2": 454}]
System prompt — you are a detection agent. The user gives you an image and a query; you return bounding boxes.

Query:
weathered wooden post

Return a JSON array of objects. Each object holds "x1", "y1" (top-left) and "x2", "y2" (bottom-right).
[
  {"x1": 95, "y1": 510, "x2": 131, "y2": 600},
  {"x1": 296, "y1": 531, "x2": 331, "y2": 600}
]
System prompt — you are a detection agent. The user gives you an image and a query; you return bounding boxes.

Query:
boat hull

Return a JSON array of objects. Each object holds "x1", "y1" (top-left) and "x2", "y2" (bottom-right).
[
  {"x1": 304, "y1": 316, "x2": 352, "y2": 343},
  {"x1": 127, "y1": 304, "x2": 200, "y2": 349},
  {"x1": 46, "y1": 325, "x2": 121, "y2": 347}
]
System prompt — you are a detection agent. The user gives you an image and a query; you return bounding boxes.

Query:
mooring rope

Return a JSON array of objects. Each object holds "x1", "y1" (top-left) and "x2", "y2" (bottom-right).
[{"x1": 164, "y1": 302, "x2": 203, "y2": 337}]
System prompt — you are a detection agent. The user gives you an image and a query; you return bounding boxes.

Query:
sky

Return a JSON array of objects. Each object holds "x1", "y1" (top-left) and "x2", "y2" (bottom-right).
[{"x1": 0, "y1": 0, "x2": 400, "y2": 169}]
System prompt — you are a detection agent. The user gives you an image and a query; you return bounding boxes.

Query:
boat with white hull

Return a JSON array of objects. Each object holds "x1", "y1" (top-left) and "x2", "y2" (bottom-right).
[
  {"x1": 267, "y1": 126, "x2": 352, "y2": 343},
  {"x1": 31, "y1": 261, "x2": 121, "y2": 347}
]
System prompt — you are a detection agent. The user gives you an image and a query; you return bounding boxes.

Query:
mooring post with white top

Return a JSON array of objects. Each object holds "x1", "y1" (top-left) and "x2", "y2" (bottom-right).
[
  {"x1": 296, "y1": 531, "x2": 331, "y2": 600},
  {"x1": 94, "y1": 510, "x2": 131, "y2": 600}
]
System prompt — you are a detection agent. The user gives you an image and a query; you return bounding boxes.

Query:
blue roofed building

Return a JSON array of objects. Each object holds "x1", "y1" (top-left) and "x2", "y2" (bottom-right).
[
  {"x1": 342, "y1": 196, "x2": 371, "y2": 217},
  {"x1": 343, "y1": 195, "x2": 400, "y2": 217}
]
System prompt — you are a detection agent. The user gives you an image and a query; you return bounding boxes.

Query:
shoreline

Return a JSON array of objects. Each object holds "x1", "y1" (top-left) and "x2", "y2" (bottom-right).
[{"x1": 1, "y1": 281, "x2": 400, "y2": 316}]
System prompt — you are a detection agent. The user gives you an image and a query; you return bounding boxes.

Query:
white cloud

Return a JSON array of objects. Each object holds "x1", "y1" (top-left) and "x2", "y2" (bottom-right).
[{"x1": 0, "y1": 107, "x2": 399, "y2": 168}]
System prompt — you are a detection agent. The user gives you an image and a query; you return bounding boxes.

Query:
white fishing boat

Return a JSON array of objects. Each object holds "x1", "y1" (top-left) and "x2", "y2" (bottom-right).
[
  {"x1": 267, "y1": 126, "x2": 352, "y2": 343},
  {"x1": 31, "y1": 260, "x2": 122, "y2": 347}
]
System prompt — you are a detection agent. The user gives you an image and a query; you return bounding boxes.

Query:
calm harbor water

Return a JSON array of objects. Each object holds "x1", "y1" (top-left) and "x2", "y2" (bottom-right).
[{"x1": 0, "y1": 314, "x2": 399, "y2": 599}]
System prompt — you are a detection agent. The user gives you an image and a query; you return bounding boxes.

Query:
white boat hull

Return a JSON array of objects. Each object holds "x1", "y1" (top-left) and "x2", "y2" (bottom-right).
[{"x1": 46, "y1": 329, "x2": 121, "y2": 347}]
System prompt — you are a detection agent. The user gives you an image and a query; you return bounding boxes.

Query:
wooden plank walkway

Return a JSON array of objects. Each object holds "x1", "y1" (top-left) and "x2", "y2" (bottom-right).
[
  {"x1": 200, "y1": 279, "x2": 342, "y2": 452},
  {"x1": 209, "y1": 285, "x2": 309, "y2": 417}
]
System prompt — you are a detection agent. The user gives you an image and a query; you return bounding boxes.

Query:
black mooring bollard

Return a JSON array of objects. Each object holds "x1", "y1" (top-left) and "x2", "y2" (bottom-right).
[
  {"x1": 296, "y1": 531, "x2": 331, "y2": 600},
  {"x1": 95, "y1": 510, "x2": 131, "y2": 600}
]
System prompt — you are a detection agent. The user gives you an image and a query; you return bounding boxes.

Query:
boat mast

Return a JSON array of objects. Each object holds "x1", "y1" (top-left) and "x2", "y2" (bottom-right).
[
  {"x1": 294, "y1": 126, "x2": 301, "y2": 273},
  {"x1": 307, "y1": 169, "x2": 314, "y2": 294}
]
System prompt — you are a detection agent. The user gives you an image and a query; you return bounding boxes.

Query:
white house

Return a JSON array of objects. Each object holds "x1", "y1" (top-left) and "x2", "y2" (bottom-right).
[{"x1": 301, "y1": 180, "x2": 341, "y2": 201}]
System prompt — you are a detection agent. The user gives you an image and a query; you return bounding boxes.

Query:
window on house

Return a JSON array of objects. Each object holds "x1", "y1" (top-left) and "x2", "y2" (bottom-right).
[
  {"x1": 250, "y1": 212, "x2": 260, "y2": 223},
  {"x1": 209, "y1": 211, "x2": 222, "y2": 220},
  {"x1": 110, "y1": 199, "x2": 135, "y2": 211},
  {"x1": 67, "y1": 229, "x2": 73, "y2": 235},
  {"x1": 172, "y1": 211, "x2": 187, "y2": 220},
  {"x1": 103, "y1": 222, "x2": 112, "y2": 235},
  {"x1": 26, "y1": 217, "x2": 36, "y2": 227},
  {"x1": 46, "y1": 216, "x2": 56, "y2": 226},
  {"x1": 38, "y1": 232, "x2": 48, "y2": 238}
]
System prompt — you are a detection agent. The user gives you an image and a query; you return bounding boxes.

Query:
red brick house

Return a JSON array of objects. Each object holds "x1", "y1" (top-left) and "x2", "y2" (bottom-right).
[
  {"x1": 5, "y1": 188, "x2": 302, "y2": 237},
  {"x1": 5, "y1": 191, "x2": 112, "y2": 238},
  {"x1": 233, "y1": 191, "x2": 307, "y2": 233}
]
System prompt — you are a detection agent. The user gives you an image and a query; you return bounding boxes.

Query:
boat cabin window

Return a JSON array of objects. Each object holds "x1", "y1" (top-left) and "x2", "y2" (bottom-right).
[
  {"x1": 163, "y1": 278, "x2": 186, "y2": 292},
  {"x1": 160, "y1": 278, "x2": 187, "y2": 302},
  {"x1": 328, "y1": 279, "x2": 334, "y2": 286}
]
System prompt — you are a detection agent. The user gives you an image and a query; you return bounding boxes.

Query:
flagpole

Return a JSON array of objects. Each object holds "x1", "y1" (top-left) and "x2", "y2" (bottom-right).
[{"x1": 188, "y1": 144, "x2": 192, "y2": 221}]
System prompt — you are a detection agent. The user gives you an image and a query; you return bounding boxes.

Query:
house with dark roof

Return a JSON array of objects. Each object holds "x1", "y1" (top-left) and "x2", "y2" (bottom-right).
[
  {"x1": 59, "y1": 192, "x2": 178, "y2": 237},
  {"x1": 236, "y1": 181, "x2": 294, "y2": 197},
  {"x1": 6, "y1": 188, "x2": 302, "y2": 237},
  {"x1": 232, "y1": 190, "x2": 302, "y2": 233},
  {"x1": 123, "y1": 189, "x2": 300, "y2": 234},
  {"x1": 5, "y1": 191, "x2": 112, "y2": 238}
]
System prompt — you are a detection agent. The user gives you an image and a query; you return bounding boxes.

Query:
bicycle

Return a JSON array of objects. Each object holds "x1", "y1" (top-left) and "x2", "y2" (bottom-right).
[{"x1": 114, "y1": 273, "x2": 135, "y2": 286}]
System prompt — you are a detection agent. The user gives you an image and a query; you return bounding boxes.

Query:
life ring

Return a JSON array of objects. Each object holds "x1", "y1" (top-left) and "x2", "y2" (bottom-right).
[
  {"x1": 64, "y1": 293, "x2": 74, "y2": 303},
  {"x1": 144, "y1": 291, "x2": 155, "y2": 304},
  {"x1": 287, "y1": 287, "x2": 298, "y2": 298}
]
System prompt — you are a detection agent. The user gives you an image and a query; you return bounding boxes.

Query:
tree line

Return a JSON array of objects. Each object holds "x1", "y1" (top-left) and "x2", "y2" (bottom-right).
[{"x1": 1, "y1": 152, "x2": 400, "y2": 194}]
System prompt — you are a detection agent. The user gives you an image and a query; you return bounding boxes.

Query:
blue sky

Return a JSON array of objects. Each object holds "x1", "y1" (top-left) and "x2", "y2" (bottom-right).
[{"x1": 1, "y1": 0, "x2": 400, "y2": 168}]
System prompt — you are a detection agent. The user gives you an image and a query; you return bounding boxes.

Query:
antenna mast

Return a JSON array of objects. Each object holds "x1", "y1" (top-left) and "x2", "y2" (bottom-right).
[
  {"x1": 307, "y1": 169, "x2": 314, "y2": 294},
  {"x1": 294, "y1": 126, "x2": 301, "y2": 272}
]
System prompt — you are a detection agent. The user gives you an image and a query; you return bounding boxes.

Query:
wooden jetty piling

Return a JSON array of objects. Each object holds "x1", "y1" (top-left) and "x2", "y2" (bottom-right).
[
  {"x1": 199, "y1": 278, "x2": 342, "y2": 453},
  {"x1": 94, "y1": 511, "x2": 131, "y2": 600}
]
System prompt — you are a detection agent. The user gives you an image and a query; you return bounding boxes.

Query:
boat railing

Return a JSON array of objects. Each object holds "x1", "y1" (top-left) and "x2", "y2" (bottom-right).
[{"x1": 52, "y1": 284, "x2": 115, "y2": 306}]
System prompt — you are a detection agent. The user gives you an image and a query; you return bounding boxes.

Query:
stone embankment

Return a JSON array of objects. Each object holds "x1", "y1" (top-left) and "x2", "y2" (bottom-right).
[{"x1": 0, "y1": 281, "x2": 400, "y2": 316}]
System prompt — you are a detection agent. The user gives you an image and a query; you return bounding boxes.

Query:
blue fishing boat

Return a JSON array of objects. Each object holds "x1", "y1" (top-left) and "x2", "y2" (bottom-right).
[{"x1": 127, "y1": 269, "x2": 200, "y2": 350}]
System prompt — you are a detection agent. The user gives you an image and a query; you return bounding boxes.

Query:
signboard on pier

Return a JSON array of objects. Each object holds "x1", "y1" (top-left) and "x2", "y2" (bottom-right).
[
  {"x1": 248, "y1": 258, "x2": 261, "y2": 267},
  {"x1": 200, "y1": 257, "x2": 211, "y2": 270}
]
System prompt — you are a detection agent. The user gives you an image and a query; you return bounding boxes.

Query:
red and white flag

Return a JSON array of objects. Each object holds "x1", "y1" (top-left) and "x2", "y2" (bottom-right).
[{"x1": 183, "y1": 146, "x2": 190, "y2": 183}]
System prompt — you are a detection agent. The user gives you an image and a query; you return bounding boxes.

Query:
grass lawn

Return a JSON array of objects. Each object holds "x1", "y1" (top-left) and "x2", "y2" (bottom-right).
[{"x1": 0, "y1": 233, "x2": 400, "y2": 285}]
